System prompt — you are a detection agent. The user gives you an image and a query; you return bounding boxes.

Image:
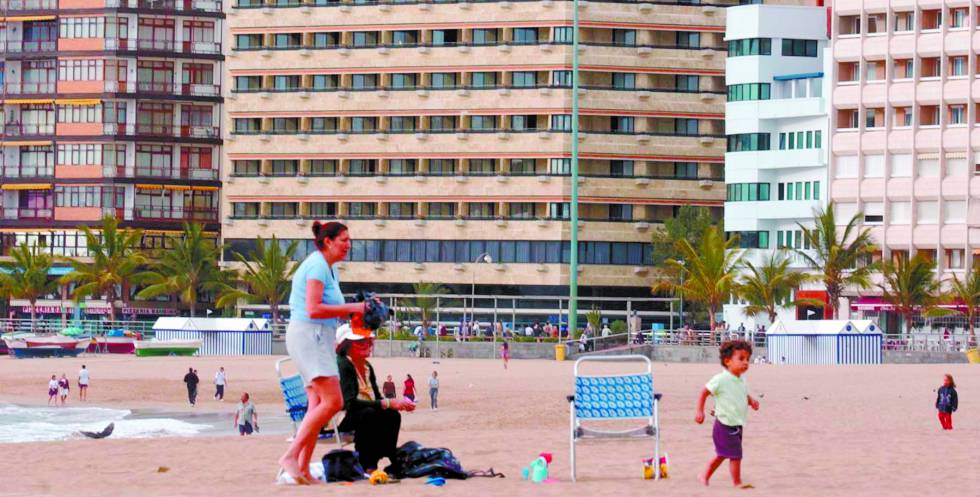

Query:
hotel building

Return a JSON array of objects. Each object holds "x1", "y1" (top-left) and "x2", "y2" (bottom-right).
[
  {"x1": 222, "y1": 0, "x2": 738, "y2": 324},
  {"x1": 830, "y1": 0, "x2": 980, "y2": 319},
  {"x1": 723, "y1": 3, "x2": 831, "y2": 327},
  {"x1": 1, "y1": 0, "x2": 224, "y2": 316}
]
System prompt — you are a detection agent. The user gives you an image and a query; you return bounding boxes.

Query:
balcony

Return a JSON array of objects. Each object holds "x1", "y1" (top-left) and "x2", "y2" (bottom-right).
[
  {"x1": 104, "y1": 165, "x2": 219, "y2": 181},
  {"x1": 2, "y1": 164, "x2": 53, "y2": 179},
  {"x1": 105, "y1": 123, "x2": 221, "y2": 139},
  {"x1": 2, "y1": 124, "x2": 55, "y2": 137},
  {"x1": 0, "y1": 0, "x2": 57, "y2": 9},
  {"x1": 4, "y1": 41, "x2": 56, "y2": 54},
  {"x1": 105, "y1": 0, "x2": 223, "y2": 13},
  {"x1": 104, "y1": 38, "x2": 222, "y2": 56},
  {"x1": 132, "y1": 81, "x2": 221, "y2": 97},
  {"x1": 2, "y1": 207, "x2": 53, "y2": 221},
  {"x1": 134, "y1": 207, "x2": 218, "y2": 223},
  {"x1": 2, "y1": 82, "x2": 56, "y2": 95}
]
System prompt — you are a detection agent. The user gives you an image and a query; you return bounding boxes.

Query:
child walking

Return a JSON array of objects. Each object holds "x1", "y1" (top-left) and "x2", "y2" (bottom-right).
[
  {"x1": 936, "y1": 374, "x2": 958, "y2": 430},
  {"x1": 47, "y1": 375, "x2": 59, "y2": 406},
  {"x1": 695, "y1": 340, "x2": 760, "y2": 488}
]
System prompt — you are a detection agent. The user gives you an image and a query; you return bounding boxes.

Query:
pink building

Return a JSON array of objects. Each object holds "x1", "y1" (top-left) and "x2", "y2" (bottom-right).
[{"x1": 830, "y1": 0, "x2": 980, "y2": 286}]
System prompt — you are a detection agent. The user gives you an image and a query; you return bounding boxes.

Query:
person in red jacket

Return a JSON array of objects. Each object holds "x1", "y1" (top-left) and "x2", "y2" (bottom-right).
[{"x1": 404, "y1": 374, "x2": 416, "y2": 402}]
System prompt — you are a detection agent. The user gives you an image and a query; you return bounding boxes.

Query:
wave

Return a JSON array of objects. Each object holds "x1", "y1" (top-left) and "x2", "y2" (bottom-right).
[{"x1": 0, "y1": 403, "x2": 210, "y2": 444}]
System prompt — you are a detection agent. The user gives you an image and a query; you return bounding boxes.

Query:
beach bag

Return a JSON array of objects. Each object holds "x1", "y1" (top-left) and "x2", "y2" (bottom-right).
[
  {"x1": 322, "y1": 449, "x2": 367, "y2": 482},
  {"x1": 386, "y1": 441, "x2": 468, "y2": 480}
]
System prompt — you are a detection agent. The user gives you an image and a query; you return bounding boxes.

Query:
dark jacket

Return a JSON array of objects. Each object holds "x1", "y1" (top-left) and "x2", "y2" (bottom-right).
[
  {"x1": 183, "y1": 372, "x2": 199, "y2": 388},
  {"x1": 936, "y1": 386, "x2": 958, "y2": 413},
  {"x1": 337, "y1": 356, "x2": 383, "y2": 430}
]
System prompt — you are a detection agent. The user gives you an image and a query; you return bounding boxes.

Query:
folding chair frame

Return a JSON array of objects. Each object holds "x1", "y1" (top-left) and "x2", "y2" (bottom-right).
[
  {"x1": 568, "y1": 354, "x2": 661, "y2": 482},
  {"x1": 275, "y1": 357, "x2": 350, "y2": 448}
]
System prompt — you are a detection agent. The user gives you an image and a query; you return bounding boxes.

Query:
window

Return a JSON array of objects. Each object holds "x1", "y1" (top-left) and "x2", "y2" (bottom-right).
[
  {"x1": 136, "y1": 60, "x2": 174, "y2": 92},
  {"x1": 59, "y1": 17, "x2": 105, "y2": 38},
  {"x1": 56, "y1": 144, "x2": 100, "y2": 166},
  {"x1": 429, "y1": 115, "x2": 457, "y2": 131},
  {"x1": 468, "y1": 159, "x2": 495, "y2": 175},
  {"x1": 894, "y1": 11, "x2": 914, "y2": 32},
  {"x1": 728, "y1": 231, "x2": 770, "y2": 249},
  {"x1": 350, "y1": 116, "x2": 377, "y2": 132},
  {"x1": 232, "y1": 202, "x2": 260, "y2": 218},
  {"x1": 273, "y1": 75, "x2": 301, "y2": 90},
  {"x1": 431, "y1": 29, "x2": 459, "y2": 46},
  {"x1": 675, "y1": 32, "x2": 700, "y2": 48},
  {"x1": 674, "y1": 119, "x2": 699, "y2": 136},
  {"x1": 470, "y1": 115, "x2": 497, "y2": 130},
  {"x1": 553, "y1": 27, "x2": 573, "y2": 43},
  {"x1": 351, "y1": 31, "x2": 379, "y2": 47},
  {"x1": 509, "y1": 202, "x2": 536, "y2": 219},
  {"x1": 271, "y1": 117, "x2": 299, "y2": 132},
  {"x1": 950, "y1": 105, "x2": 966, "y2": 125},
  {"x1": 512, "y1": 71, "x2": 537, "y2": 88},
  {"x1": 727, "y1": 83, "x2": 771, "y2": 101},
  {"x1": 549, "y1": 158, "x2": 570, "y2": 175},
  {"x1": 427, "y1": 203, "x2": 455, "y2": 219},
  {"x1": 917, "y1": 201, "x2": 938, "y2": 224},
  {"x1": 610, "y1": 160, "x2": 634, "y2": 177},
  {"x1": 351, "y1": 74, "x2": 377, "y2": 89},
  {"x1": 551, "y1": 114, "x2": 572, "y2": 131},
  {"x1": 57, "y1": 104, "x2": 100, "y2": 123},
  {"x1": 512, "y1": 28, "x2": 538, "y2": 44},
  {"x1": 946, "y1": 249, "x2": 965, "y2": 269},
  {"x1": 553, "y1": 71, "x2": 572, "y2": 87},
  {"x1": 676, "y1": 75, "x2": 699, "y2": 92},
  {"x1": 472, "y1": 28, "x2": 499, "y2": 45},
  {"x1": 270, "y1": 160, "x2": 298, "y2": 176},
  {"x1": 313, "y1": 32, "x2": 339, "y2": 48},
  {"x1": 727, "y1": 133, "x2": 770, "y2": 152},
  {"x1": 391, "y1": 30, "x2": 418, "y2": 46},
  {"x1": 470, "y1": 72, "x2": 497, "y2": 88},
  {"x1": 310, "y1": 117, "x2": 338, "y2": 132},
  {"x1": 510, "y1": 158, "x2": 536, "y2": 175},
  {"x1": 135, "y1": 144, "x2": 172, "y2": 176},
  {"x1": 271, "y1": 33, "x2": 301, "y2": 49},
  {"x1": 945, "y1": 200, "x2": 966, "y2": 223},
  {"x1": 612, "y1": 73, "x2": 635, "y2": 89},
  {"x1": 388, "y1": 159, "x2": 416, "y2": 175},
  {"x1": 608, "y1": 204, "x2": 632, "y2": 221},
  {"x1": 58, "y1": 59, "x2": 103, "y2": 81},
  {"x1": 428, "y1": 159, "x2": 456, "y2": 175},
  {"x1": 387, "y1": 202, "x2": 415, "y2": 219},
  {"x1": 233, "y1": 160, "x2": 260, "y2": 176},
  {"x1": 348, "y1": 202, "x2": 376, "y2": 218},
  {"x1": 348, "y1": 159, "x2": 376, "y2": 175},
  {"x1": 511, "y1": 115, "x2": 538, "y2": 131},
  {"x1": 950, "y1": 8, "x2": 968, "y2": 28},
  {"x1": 950, "y1": 56, "x2": 967, "y2": 77},
  {"x1": 612, "y1": 29, "x2": 636, "y2": 46},
  {"x1": 309, "y1": 202, "x2": 337, "y2": 217},
  {"x1": 467, "y1": 202, "x2": 496, "y2": 218},
  {"x1": 727, "y1": 38, "x2": 771, "y2": 57},
  {"x1": 301, "y1": 159, "x2": 335, "y2": 177},
  {"x1": 611, "y1": 116, "x2": 634, "y2": 133},
  {"x1": 674, "y1": 162, "x2": 697, "y2": 178},
  {"x1": 726, "y1": 183, "x2": 771, "y2": 202},
  {"x1": 312, "y1": 74, "x2": 339, "y2": 90},
  {"x1": 781, "y1": 39, "x2": 818, "y2": 57},
  {"x1": 430, "y1": 72, "x2": 457, "y2": 89},
  {"x1": 549, "y1": 202, "x2": 570, "y2": 220}
]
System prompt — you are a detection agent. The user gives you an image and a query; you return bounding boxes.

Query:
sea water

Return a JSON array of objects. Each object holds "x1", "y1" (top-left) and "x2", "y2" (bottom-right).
[{"x1": 0, "y1": 403, "x2": 210, "y2": 443}]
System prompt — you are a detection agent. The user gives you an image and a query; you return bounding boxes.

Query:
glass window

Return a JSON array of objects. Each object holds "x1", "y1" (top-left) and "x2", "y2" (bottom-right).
[
  {"x1": 549, "y1": 158, "x2": 570, "y2": 175},
  {"x1": 389, "y1": 116, "x2": 417, "y2": 131},
  {"x1": 510, "y1": 115, "x2": 538, "y2": 131},
  {"x1": 351, "y1": 31, "x2": 379, "y2": 47},
  {"x1": 727, "y1": 38, "x2": 771, "y2": 57},
  {"x1": 388, "y1": 159, "x2": 416, "y2": 175},
  {"x1": 553, "y1": 27, "x2": 573, "y2": 43},
  {"x1": 468, "y1": 159, "x2": 496, "y2": 175},
  {"x1": 512, "y1": 71, "x2": 537, "y2": 87},
  {"x1": 673, "y1": 162, "x2": 697, "y2": 178},
  {"x1": 313, "y1": 32, "x2": 338, "y2": 48},
  {"x1": 350, "y1": 116, "x2": 377, "y2": 132},
  {"x1": 674, "y1": 119, "x2": 699, "y2": 136},
  {"x1": 472, "y1": 28, "x2": 499, "y2": 45},
  {"x1": 470, "y1": 72, "x2": 497, "y2": 88},
  {"x1": 551, "y1": 114, "x2": 572, "y2": 131},
  {"x1": 428, "y1": 159, "x2": 456, "y2": 175},
  {"x1": 610, "y1": 160, "x2": 634, "y2": 177},
  {"x1": 391, "y1": 30, "x2": 418, "y2": 46},
  {"x1": 470, "y1": 115, "x2": 497, "y2": 130},
  {"x1": 513, "y1": 28, "x2": 538, "y2": 44},
  {"x1": 781, "y1": 39, "x2": 818, "y2": 57},
  {"x1": 510, "y1": 158, "x2": 536, "y2": 175},
  {"x1": 348, "y1": 159, "x2": 376, "y2": 175},
  {"x1": 311, "y1": 74, "x2": 338, "y2": 90},
  {"x1": 427, "y1": 202, "x2": 455, "y2": 219},
  {"x1": 612, "y1": 73, "x2": 635, "y2": 89},
  {"x1": 351, "y1": 74, "x2": 378, "y2": 89},
  {"x1": 348, "y1": 202, "x2": 376, "y2": 217},
  {"x1": 612, "y1": 29, "x2": 636, "y2": 46},
  {"x1": 676, "y1": 75, "x2": 699, "y2": 92},
  {"x1": 675, "y1": 31, "x2": 700, "y2": 48},
  {"x1": 429, "y1": 115, "x2": 457, "y2": 131},
  {"x1": 431, "y1": 29, "x2": 459, "y2": 46},
  {"x1": 553, "y1": 70, "x2": 572, "y2": 87},
  {"x1": 430, "y1": 72, "x2": 458, "y2": 88},
  {"x1": 309, "y1": 160, "x2": 337, "y2": 176},
  {"x1": 309, "y1": 202, "x2": 337, "y2": 217}
]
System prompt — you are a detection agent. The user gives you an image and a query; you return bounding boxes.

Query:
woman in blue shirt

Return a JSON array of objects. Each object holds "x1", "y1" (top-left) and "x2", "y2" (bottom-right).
[{"x1": 279, "y1": 221, "x2": 369, "y2": 484}]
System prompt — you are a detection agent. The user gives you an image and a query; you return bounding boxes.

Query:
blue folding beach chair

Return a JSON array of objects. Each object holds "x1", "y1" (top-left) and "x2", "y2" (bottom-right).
[
  {"x1": 567, "y1": 355, "x2": 661, "y2": 481},
  {"x1": 275, "y1": 357, "x2": 351, "y2": 448}
]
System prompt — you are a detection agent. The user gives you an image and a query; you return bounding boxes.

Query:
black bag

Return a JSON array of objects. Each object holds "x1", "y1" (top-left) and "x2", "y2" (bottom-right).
[
  {"x1": 385, "y1": 441, "x2": 468, "y2": 480},
  {"x1": 322, "y1": 449, "x2": 367, "y2": 482},
  {"x1": 354, "y1": 291, "x2": 390, "y2": 330}
]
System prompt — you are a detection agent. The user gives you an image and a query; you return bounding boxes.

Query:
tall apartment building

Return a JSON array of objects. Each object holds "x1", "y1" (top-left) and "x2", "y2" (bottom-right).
[
  {"x1": 830, "y1": 1, "x2": 980, "y2": 320},
  {"x1": 0, "y1": 0, "x2": 224, "y2": 316},
  {"x1": 723, "y1": 3, "x2": 830, "y2": 327},
  {"x1": 223, "y1": 0, "x2": 733, "y2": 324}
]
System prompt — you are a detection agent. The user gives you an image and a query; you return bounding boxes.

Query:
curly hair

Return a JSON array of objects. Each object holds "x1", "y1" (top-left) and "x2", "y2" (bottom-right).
[{"x1": 719, "y1": 339, "x2": 753, "y2": 366}]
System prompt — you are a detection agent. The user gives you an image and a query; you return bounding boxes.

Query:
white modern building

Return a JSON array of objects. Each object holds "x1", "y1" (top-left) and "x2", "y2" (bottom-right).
[{"x1": 723, "y1": 4, "x2": 831, "y2": 328}]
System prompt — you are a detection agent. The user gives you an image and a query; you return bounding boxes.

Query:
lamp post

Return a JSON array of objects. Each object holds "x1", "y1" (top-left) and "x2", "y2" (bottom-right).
[
  {"x1": 677, "y1": 260, "x2": 686, "y2": 330},
  {"x1": 567, "y1": 0, "x2": 581, "y2": 339},
  {"x1": 471, "y1": 252, "x2": 492, "y2": 326}
]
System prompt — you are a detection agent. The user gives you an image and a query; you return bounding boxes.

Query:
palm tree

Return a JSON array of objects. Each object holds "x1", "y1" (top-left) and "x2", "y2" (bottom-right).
[
  {"x1": 795, "y1": 203, "x2": 878, "y2": 319},
  {"x1": 136, "y1": 223, "x2": 223, "y2": 317},
  {"x1": 215, "y1": 236, "x2": 298, "y2": 323},
  {"x1": 402, "y1": 282, "x2": 449, "y2": 330},
  {"x1": 61, "y1": 215, "x2": 148, "y2": 322},
  {"x1": 927, "y1": 266, "x2": 980, "y2": 343},
  {"x1": 879, "y1": 253, "x2": 942, "y2": 334},
  {"x1": 653, "y1": 226, "x2": 743, "y2": 336},
  {"x1": 0, "y1": 243, "x2": 58, "y2": 331},
  {"x1": 737, "y1": 251, "x2": 822, "y2": 325}
]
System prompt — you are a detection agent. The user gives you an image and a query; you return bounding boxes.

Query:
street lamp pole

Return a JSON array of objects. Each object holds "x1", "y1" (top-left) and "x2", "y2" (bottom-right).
[
  {"x1": 568, "y1": 0, "x2": 581, "y2": 339},
  {"x1": 471, "y1": 252, "x2": 492, "y2": 326},
  {"x1": 678, "y1": 260, "x2": 686, "y2": 330}
]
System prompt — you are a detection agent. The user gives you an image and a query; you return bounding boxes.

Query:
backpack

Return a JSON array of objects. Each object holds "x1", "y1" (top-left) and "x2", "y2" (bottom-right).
[
  {"x1": 385, "y1": 441, "x2": 468, "y2": 480},
  {"x1": 321, "y1": 449, "x2": 367, "y2": 482}
]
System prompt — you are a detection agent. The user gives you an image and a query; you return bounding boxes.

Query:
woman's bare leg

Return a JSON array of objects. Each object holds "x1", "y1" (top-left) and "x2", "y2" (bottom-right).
[
  {"x1": 297, "y1": 385, "x2": 321, "y2": 481},
  {"x1": 279, "y1": 377, "x2": 342, "y2": 484}
]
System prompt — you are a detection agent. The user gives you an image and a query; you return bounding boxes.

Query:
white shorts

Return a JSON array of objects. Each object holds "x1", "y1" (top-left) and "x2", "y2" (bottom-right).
[{"x1": 285, "y1": 320, "x2": 338, "y2": 385}]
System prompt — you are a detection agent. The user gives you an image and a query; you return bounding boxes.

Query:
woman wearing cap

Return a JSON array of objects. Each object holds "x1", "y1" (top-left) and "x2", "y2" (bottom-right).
[
  {"x1": 278, "y1": 221, "x2": 368, "y2": 484},
  {"x1": 336, "y1": 324, "x2": 416, "y2": 472}
]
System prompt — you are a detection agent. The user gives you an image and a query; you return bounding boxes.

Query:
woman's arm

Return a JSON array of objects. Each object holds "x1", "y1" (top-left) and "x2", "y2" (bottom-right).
[{"x1": 305, "y1": 279, "x2": 365, "y2": 319}]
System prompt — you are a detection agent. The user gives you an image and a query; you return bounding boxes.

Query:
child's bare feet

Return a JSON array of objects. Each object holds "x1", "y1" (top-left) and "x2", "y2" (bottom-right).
[
  {"x1": 699, "y1": 473, "x2": 710, "y2": 486},
  {"x1": 738, "y1": 483, "x2": 755, "y2": 489}
]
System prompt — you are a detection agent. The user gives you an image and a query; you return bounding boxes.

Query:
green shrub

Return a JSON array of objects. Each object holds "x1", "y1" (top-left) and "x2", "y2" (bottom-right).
[{"x1": 610, "y1": 320, "x2": 628, "y2": 334}]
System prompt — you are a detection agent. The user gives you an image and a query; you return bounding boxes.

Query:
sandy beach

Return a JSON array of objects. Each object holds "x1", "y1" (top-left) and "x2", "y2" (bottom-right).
[{"x1": 0, "y1": 354, "x2": 977, "y2": 497}]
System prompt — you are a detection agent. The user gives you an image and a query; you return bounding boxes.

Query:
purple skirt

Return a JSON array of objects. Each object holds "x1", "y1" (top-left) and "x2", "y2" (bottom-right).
[{"x1": 712, "y1": 419, "x2": 743, "y2": 459}]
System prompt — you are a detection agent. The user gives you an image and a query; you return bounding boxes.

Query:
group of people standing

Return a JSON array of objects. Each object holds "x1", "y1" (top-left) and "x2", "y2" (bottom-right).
[
  {"x1": 380, "y1": 372, "x2": 440, "y2": 409},
  {"x1": 45, "y1": 365, "x2": 89, "y2": 406}
]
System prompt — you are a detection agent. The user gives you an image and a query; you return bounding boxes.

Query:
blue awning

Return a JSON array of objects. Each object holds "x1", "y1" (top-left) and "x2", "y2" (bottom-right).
[
  {"x1": 773, "y1": 72, "x2": 824, "y2": 81},
  {"x1": 0, "y1": 266, "x2": 72, "y2": 276}
]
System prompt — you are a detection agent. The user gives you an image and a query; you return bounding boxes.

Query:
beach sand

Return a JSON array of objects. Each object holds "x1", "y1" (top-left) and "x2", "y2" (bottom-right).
[{"x1": 0, "y1": 354, "x2": 977, "y2": 496}]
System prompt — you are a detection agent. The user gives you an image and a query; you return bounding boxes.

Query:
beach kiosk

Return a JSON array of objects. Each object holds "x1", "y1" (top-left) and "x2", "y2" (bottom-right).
[
  {"x1": 767, "y1": 319, "x2": 881, "y2": 365},
  {"x1": 153, "y1": 318, "x2": 273, "y2": 356}
]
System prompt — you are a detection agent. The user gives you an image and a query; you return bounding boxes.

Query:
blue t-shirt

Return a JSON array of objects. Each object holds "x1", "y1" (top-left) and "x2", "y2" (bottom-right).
[{"x1": 289, "y1": 251, "x2": 344, "y2": 327}]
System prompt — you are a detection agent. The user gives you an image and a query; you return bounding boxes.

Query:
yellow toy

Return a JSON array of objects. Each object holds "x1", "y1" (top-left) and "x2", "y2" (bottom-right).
[
  {"x1": 369, "y1": 469, "x2": 389, "y2": 485},
  {"x1": 642, "y1": 453, "x2": 669, "y2": 480}
]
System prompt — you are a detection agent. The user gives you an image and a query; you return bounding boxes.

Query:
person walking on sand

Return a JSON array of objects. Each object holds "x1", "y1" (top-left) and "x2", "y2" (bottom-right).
[
  {"x1": 428, "y1": 371, "x2": 439, "y2": 410},
  {"x1": 183, "y1": 367, "x2": 200, "y2": 406},
  {"x1": 214, "y1": 367, "x2": 227, "y2": 401},
  {"x1": 58, "y1": 373, "x2": 70, "y2": 406},
  {"x1": 501, "y1": 340, "x2": 510, "y2": 369},
  {"x1": 404, "y1": 374, "x2": 416, "y2": 402},
  {"x1": 78, "y1": 365, "x2": 89, "y2": 401},
  {"x1": 234, "y1": 392, "x2": 259, "y2": 436},
  {"x1": 936, "y1": 374, "x2": 958, "y2": 430},
  {"x1": 695, "y1": 340, "x2": 760, "y2": 488},
  {"x1": 47, "y1": 374, "x2": 59, "y2": 406},
  {"x1": 382, "y1": 374, "x2": 397, "y2": 399}
]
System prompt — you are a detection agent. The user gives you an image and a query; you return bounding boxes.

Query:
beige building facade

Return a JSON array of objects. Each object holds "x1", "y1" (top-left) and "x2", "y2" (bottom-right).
[{"x1": 222, "y1": 0, "x2": 733, "y2": 323}]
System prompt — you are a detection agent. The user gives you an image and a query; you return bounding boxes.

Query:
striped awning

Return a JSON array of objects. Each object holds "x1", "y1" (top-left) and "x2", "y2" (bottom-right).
[
  {"x1": 191, "y1": 185, "x2": 219, "y2": 191},
  {"x1": 163, "y1": 185, "x2": 191, "y2": 191},
  {"x1": 1, "y1": 183, "x2": 52, "y2": 190},
  {"x1": 135, "y1": 184, "x2": 163, "y2": 190},
  {"x1": 2, "y1": 15, "x2": 57, "y2": 21},
  {"x1": 3, "y1": 99, "x2": 55, "y2": 105},
  {"x1": 0, "y1": 140, "x2": 52, "y2": 147},
  {"x1": 55, "y1": 99, "x2": 102, "y2": 106}
]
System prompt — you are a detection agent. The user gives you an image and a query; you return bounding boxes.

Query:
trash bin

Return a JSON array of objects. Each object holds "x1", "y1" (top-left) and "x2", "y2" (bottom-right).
[
  {"x1": 555, "y1": 343, "x2": 566, "y2": 361},
  {"x1": 965, "y1": 348, "x2": 980, "y2": 364}
]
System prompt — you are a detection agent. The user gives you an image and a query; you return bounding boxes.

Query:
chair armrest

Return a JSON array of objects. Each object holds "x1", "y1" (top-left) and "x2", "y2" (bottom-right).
[
  {"x1": 566, "y1": 395, "x2": 575, "y2": 403},
  {"x1": 654, "y1": 393, "x2": 663, "y2": 401}
]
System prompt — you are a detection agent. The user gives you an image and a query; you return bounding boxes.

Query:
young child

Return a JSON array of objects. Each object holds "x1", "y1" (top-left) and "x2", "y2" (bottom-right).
[
  {"x1": 47, "y1": 375, "x2": 59, "y2": 406},
  {"x1": 695, "y1": 340, "x2": 760, "y2": 488},
  {"x1": 58, "y1": 373, "x2": 70, "y2": 406},
  {"x1": 936, "y1": 374, "x2": 958, "y2": 430}
]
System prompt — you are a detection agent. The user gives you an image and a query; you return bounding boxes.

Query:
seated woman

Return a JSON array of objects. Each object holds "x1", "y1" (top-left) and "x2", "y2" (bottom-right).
[{"x1": 336, "y1": 324, "x2": 415, "y2": 471}]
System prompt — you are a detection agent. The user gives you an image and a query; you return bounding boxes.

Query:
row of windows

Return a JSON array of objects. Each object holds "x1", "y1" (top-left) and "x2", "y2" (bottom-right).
[
  {"x1": 838, "y1": 8, "x2": 979, "y2": 36},
  {"x1": 727, "y1": 231, "x2": 770, "y2": 249},
  {"x1": 727, "y1": 83, "x2": 770, "y2": 102},
  {"x1": 224, "y1": 238, "x2": 655, "y2": 267},
  {"x1": 726, "y1": 133, "x2": 770, "y2": 152},
  {"x1": 838, "y1": 57, "x2": 976, "y2": 83},
  {"x1": 781, "y1": 39, "x2": 819, "y2": 57},
  {"x1": 231, "y1": 201, "x2": 638, "y2": 221},
  {"x1": 726, "y1": 38, "x2": 818, "y2": 58},
  {"x1": 58, "y1": 60, "x2": 104, "y2": 81},
  {"x1": 726, "y1": 183, "x2": 770, "y2": 202},
  {"x1": 54, "y1": 186, "x2": 126, "y2": 208},
  {"x1": 777, "y1": 130, "x2": 822, "y2": 150},
  {"x1": 776, "y1": 230, "x2": 811, "y2": 250},
  {"x1": 236, "y1": 0, "x2": 729, "y2": 8},
  {"x1": 777, "y1": 181, "x2": 820, "y2": 201},
  {"x1": 834, "y1": 154, "x2": 980, "y2": 180}
]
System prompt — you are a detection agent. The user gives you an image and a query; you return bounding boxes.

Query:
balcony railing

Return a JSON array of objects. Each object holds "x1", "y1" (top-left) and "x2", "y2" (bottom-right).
[
  {"x1": 5, "y1": 41, "x2": 57, "y2": 53},
  {"x1": 104, "y1": 123, "x2": 221, "y2": 139},
  {"x1": 105, "y1": 165, "x2": 219, "y2": 181},
  {"x1": 3, "y1": 82, "x2": 56, "y2": 95},
  {"x1": 3, "y1": 207, "x2": 53, "y2": 221},
  {"x1": 105, "y1": 0, "x2": 223, "y2": 12},
  {"x1": 0, "y1": 0, "x2": 58, "y2": 10},
  {"x1": 2, "y1": 165, "x2": 54, "y2": 179},
  {"x1": 134, "y1": 207, "x2": 219, "y2": 223},
  {"x1": 235, "y1": 39, "x2": 726, "y2": 53},
  {"x1": 132, "y1": 81, "x2": 221, "y2": 97},
  {"x1": 3, "y1": 124, "x2": 55, "y2": 137},
  {"x1": 104, "y1": 38, "x2": 222, "y2": 55}
]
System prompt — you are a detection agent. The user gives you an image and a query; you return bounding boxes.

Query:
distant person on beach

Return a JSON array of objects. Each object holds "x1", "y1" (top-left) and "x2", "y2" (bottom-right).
[
  {"x1": 382, "y1": 375, "x2": 397, "y2": 399},
  {"x1": 936, "y1": 374, "x2": 958, "y2": 430},
  {"x1": 58, "y1": 373, "x2": 70, "y2": 406},
  {"x1": 695, "y1": 340, "x2": 760, "y2": 488},
  {"x1": 404, "y1": 374, "x2": 416, "y2": 402},
  {"x1": 428, "y1": 371, "x2": 439, "y2": 410},
  {"x1": 183, "y1": 368, "x2": 199, "y2": 406},
  {"x1": 78, "y1": 365, "x2": 89, "y2": 401},
  {"x1": 234, "y1": 392, "x2": 258, "y2": 436},
  {"x1": 214, "y1": 367, "x2": 227, "y2": 401},
  {"x1": 48, "y1": 375, "x2": 59, "y2": 406},
  {"x1": 501, "y1": 340, "x2": 510, "y2": 369}
]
